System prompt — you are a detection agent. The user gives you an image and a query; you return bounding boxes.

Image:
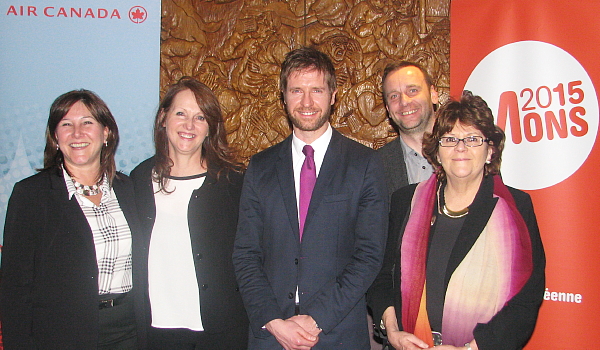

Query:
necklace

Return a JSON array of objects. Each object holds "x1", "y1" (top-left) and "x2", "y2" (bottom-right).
[
  {"x1": 437, "y1": 183, "x2": 469, "y2": 219},
  {"x1": 72, "y1": 179, "x2": 101, "y2": 196},
  {"x1": 442, "y1": 204, "x2": 469, "y2": 218}
]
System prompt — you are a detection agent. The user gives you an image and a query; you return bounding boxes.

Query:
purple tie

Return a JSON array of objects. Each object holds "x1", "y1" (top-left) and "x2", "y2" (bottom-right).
[{"x1": 299, "y1": 145, "x2": 316, "y2": 241}]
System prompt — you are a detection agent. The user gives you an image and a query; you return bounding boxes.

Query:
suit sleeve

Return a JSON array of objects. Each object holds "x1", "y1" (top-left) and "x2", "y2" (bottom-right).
[
  {"x1": 0, "y1": 182, "x2": 40, "y2": 349},
  {"x1": 367, "y1": 185, "x2": 415, "y2": 331},
  {"x1": 232, "y1": 160, "x2": 284, "y2": 337},
  {"x1": 473, "y1": 191, "x2": 546, "y2": 350},
  {"x1": 304, "y1": 152, "x2": 389, "y2": 333}
]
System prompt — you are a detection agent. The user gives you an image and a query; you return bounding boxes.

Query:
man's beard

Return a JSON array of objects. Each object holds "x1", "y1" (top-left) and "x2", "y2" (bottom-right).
[{"x1": 289, "y1": 107, "x2": 331, "y2": 132}]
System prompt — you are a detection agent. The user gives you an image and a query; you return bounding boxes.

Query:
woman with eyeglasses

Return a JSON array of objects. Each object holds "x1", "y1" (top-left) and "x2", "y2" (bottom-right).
[{"x1": 368, "y1": 91, "x2": 545, "y2": 350}]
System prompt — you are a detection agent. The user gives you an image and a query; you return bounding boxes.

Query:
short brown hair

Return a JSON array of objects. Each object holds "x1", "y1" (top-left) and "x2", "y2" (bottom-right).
[
  {"x1": 381, "y1": 61, "x2": 434, "y2": 104},
  {"x1": 423, "y1": 90, "x2": 505, "y2": 182},
  {"x1": 280, "y1": 46, "x2": 337, "y2": 94}
]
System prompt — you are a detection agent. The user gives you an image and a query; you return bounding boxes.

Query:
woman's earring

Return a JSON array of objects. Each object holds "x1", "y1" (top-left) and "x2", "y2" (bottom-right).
[
  {"x1": 486, "y1": 160, "x2": 491, "y2": 164},
  {"x1": 56, "y1": 144, "x2": 59, "y2": 150},
  {"x1": 104, "y1": 141, "x2": 108, "y2": 147}
]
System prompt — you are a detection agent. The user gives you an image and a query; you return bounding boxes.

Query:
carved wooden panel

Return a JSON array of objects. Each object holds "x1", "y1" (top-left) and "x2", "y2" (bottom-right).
[{"x1": 161, "y1": 0, "x2": 450, "y2": 163}]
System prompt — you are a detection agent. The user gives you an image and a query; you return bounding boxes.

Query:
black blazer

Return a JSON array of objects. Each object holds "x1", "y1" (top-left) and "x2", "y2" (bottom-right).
[
  {"x1": 377, "y1": 137, "x2": 409, "y2": 199},
  {"x1": 367, "y1": 175, "x2": 545, "y2": 350},
  {"x1": 0, "y1": 167, "x2": 147, "y2": 349},
  {"x1": 233, "y1": 129, "x2": 388, "y2": 349},
  {"x1": 130, "y1": 157, "x2": 248, "y2": 334}
]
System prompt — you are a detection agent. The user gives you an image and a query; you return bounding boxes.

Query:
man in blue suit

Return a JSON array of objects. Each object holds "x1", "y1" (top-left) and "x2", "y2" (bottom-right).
[{"x1": 233, "y1": 47, "x2": 388, "y2": 350}]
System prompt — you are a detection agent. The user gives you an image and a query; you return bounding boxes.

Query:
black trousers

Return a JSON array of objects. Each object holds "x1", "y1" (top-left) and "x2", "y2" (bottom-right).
[
  {"x1": 148, "y1": 323, "x2": 248, "y2": 350},
  {"x1": 98, "y1": 292, "x2": 138, "y2": 349}
]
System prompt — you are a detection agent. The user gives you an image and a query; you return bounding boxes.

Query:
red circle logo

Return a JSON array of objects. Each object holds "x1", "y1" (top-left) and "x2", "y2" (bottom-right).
[{"x1": 129, "y1": 6, "x2": 147, "y2": 24}]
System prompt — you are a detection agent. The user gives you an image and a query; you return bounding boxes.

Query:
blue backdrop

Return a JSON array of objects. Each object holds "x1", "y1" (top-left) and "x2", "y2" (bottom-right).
[{"x1": 0, "y1": 0, "x2": 161, "y2": 242}]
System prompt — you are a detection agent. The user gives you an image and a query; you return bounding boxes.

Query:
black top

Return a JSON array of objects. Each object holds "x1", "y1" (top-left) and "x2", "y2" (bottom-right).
[{"x1": 427, "y1": 213, "x2": 465, "y2": 332}]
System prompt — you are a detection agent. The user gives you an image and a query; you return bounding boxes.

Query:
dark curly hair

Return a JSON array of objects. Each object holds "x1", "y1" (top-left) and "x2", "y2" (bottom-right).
[{"x1": 422, "y1": 90, "x2": 505, "y2": 182}]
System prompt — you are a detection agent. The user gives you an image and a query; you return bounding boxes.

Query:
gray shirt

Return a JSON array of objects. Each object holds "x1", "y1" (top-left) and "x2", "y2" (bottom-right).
[
  {"x1": 378, "y1": 136, "x2": 434, "y2": 199},
  {"x1": 398, "y1": 135, "x2": 434, "y2": 184}
]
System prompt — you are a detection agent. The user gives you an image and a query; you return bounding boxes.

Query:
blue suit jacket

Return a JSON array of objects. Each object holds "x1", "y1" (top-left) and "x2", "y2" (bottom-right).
[{"x1": 233, "y1": 128, "x2": 388, "y2": 350}]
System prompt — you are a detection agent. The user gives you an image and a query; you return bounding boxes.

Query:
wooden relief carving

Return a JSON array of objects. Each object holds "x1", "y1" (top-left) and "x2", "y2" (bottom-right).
[{"x1": 160, "y1": 0, "x2": 450, "y2": 163}]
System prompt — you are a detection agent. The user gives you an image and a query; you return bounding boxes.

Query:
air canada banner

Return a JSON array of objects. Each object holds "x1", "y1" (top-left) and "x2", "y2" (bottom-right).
[
  {"x1": 7, "y1": 5, "x2": 121, "y2": 18},
  {"x1": 451, "y1": 1, "x2": 600, "y2": 348},
  {"x1": 0, "y1": 0, "x2": 160, "y2": 240}
]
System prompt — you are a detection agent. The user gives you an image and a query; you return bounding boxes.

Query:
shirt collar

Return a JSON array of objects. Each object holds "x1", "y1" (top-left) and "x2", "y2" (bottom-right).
[
  {"x1": 62, "y1": 167, "x2": 111, "y2": 203},
  {"x1": 398, "y1": 134, "x2": 422, "y2": 158},
  {"x1": 291, "y1": 123, "x2": 332, "y2": 157}
]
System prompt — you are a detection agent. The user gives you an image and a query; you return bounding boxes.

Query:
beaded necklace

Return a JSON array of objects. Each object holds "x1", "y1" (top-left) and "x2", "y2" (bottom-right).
[{"x1": 72, "y1": 179, "x2": 101, "y2": 196}]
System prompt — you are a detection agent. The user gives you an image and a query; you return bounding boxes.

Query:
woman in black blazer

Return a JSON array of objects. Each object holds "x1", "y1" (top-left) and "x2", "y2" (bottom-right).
[
  {"x1": 1, "y1": 90, "x2": 147, "y2": 349},
  {"x1": 368, "y1": 91, "x2": 545, "y2": 350},
  {"x1": 130, "y1": 77, "x2": 248, "y2": 349}
]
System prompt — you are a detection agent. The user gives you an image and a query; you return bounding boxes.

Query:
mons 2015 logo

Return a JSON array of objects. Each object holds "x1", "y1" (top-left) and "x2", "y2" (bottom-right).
[
  {"x1": 465, "y1": 41, "x2": 599, "y2": 191},
  {"x1": 5, "y1": 5, "x2": 148, "y2": 23}
]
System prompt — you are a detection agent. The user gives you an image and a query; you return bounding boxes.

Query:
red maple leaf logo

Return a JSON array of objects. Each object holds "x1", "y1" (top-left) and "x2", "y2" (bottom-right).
[
  {"x1": 129, "y1": 6, "x2": 147, "y2": 23},
  {"x1": 132, "y1": 9, "x2": 145, "y2": 20}
]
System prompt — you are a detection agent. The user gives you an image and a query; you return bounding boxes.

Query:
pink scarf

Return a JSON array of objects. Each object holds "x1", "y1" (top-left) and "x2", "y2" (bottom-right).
[{"x1": 400, "y1": 175, "x2": 533, "y2": 346}]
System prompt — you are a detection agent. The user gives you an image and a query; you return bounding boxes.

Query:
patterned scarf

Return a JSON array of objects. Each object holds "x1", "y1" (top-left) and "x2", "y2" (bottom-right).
[{"x1": 400, "y1": 174, "x2": 533, "y2": 346}]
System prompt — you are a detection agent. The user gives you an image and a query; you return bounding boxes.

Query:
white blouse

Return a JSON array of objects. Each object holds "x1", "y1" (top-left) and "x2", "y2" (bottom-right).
[
  {"x1": 148, "y1": 174, "x2": 206, "y2": 331},
  {"x1": 63, "y1": 168, "x2": 132, "y2": 295}
]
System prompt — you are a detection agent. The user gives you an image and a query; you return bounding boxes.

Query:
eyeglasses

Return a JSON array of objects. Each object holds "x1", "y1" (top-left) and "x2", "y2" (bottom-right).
[{"x1": 439, "y1": 136, "x2": 489, "y2": 147}]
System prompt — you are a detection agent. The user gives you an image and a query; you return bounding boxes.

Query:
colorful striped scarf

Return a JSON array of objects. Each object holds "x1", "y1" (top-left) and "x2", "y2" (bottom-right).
[{"x1": 400, "y1": 174, "x2": 533, "y2": 346}]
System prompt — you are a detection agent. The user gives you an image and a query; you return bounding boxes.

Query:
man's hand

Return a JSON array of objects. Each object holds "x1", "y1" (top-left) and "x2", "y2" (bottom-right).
[
  {"x1": 288, "y1": 314, "x2": 322, "y2": 337},
  {"x1": 265, "y1": 318, "x2": 319, "y2": 350}
]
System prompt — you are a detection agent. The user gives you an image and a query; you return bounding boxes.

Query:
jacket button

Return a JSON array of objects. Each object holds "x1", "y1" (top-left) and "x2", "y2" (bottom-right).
[
  {"x1": 202, "y1": 284, "x2": 209, "y2": 290},
  {"x1": 294, "y1": 258, "x2": 298, "y2": 265},
  {"x1": 196, "y1": 253, "x2": 203, "y2": 260},
  {"x1": 288, "y1": 292, "x2": 294, "y2": 299}
]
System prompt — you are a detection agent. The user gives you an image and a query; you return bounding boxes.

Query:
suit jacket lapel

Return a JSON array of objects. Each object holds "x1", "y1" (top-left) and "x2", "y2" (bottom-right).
[
  {"x1": 276, "y1": 136, "x2": 301, "y2": 241},
  {"x1": 113, "y1": 175, "x2": 138, "y2": 236},
  {"x1": 49, "y1": 168, "x2": 97, "y2": 258},
  {"x1": 278, "y1": 129, "x2": 345, "y2": 240},
  {"x1": 304, "y1": 129, "x2": 343, "y2": 236},
  {"x1": 135, "y1": 159, "x2": 158, "y2": 236},
  {"x1": 305, "y1": 129, "x2": 343, "y2": 217}
]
